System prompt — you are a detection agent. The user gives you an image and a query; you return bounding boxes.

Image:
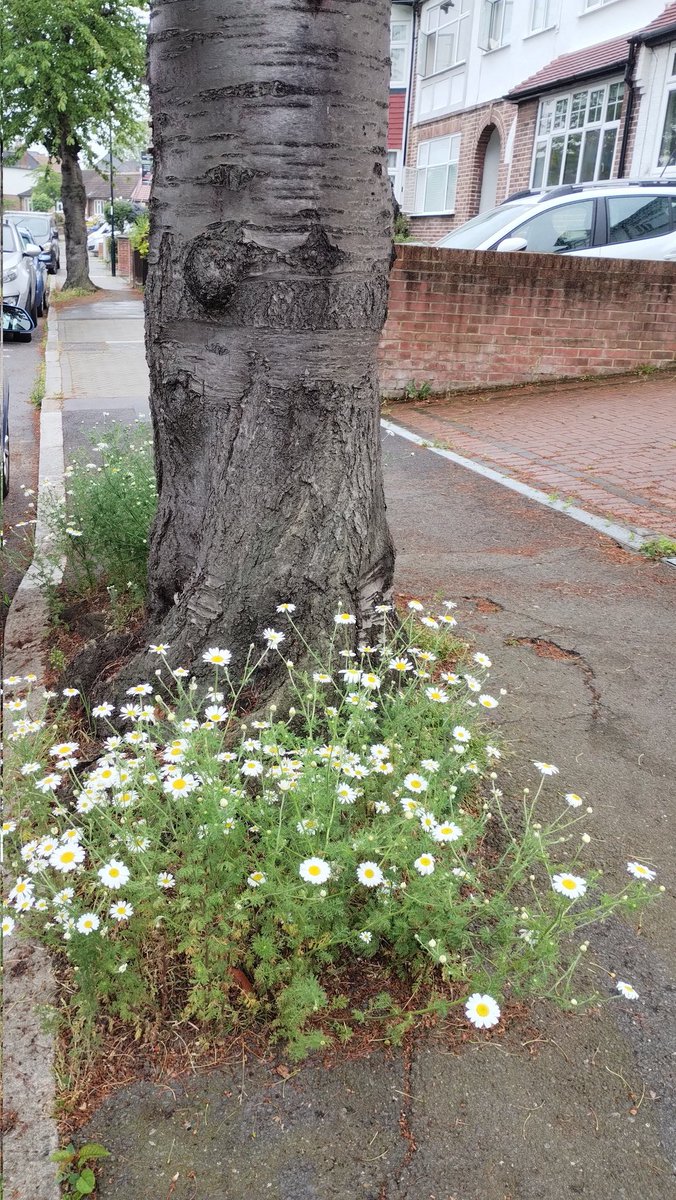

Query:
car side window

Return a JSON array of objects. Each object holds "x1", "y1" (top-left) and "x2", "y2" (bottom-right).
[
  {"x1": 508, "y1": 200, "x2": 595, "y2": 253},
  {"x1": 607, "y1": 195, "x2": 674, "y2": 243}
]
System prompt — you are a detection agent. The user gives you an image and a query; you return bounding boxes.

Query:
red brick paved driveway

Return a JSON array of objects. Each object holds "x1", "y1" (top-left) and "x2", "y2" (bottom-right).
[{"x1": 387, "y1": 372, "x2": 676, "y2": 539}]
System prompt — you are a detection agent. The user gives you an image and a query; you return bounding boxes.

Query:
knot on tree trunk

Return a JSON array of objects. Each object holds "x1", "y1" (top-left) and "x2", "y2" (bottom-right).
[{"x1": 184, "y1": 222, "x2": 256, "y2": 310}]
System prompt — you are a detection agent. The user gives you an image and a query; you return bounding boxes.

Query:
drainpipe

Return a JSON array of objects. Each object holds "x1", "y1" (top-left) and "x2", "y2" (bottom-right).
[
  {"x1": 401, "y1": 1, "x2": 421, "y2": 183},
  {"x1": 617, "y1": 37, "x2": 639, "y2": 178}
]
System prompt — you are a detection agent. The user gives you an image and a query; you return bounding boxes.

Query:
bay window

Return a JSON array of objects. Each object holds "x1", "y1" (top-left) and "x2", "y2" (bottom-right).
[
  {"x1": 657, "y1": 51, "x2": 676, "y2": 170},
  {"x1": 531, "y1": 80, "x2": 624, "y2": 189}
]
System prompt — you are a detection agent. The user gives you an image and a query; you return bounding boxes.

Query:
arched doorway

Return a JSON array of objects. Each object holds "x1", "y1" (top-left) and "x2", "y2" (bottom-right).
[{"x1": 479, "y1": 126, "x2": 501, "y2": 212}]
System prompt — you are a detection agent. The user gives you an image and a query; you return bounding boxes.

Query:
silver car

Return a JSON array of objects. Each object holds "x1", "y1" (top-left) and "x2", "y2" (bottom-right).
[
  {"x1": 436, "y1": 182, "x2": 676, "y2": 260},
  {"x1": 2, "y1": 220, "x2": 40, "y2": 320}
]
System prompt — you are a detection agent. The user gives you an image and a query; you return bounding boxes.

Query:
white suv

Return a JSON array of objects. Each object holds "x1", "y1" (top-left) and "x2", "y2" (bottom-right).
[{"x1": 436, "y1": 182, "x2": 676, "y2": 260}]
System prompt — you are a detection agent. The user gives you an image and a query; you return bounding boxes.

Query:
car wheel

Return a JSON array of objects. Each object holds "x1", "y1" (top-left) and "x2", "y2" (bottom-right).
[
  {"x1": 28, "y1": 294, "x2": 38, "y2": 324},
  {"x1": 15, "y1": 330, "x2": 32, "y2": 343},
  {"x1": 36, "y1": 290, "x2": 45, "y2": 318}
]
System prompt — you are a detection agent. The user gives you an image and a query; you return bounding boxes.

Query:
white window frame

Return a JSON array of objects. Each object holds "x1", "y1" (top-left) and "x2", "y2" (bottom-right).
[
  {"x1": 656, "y1": 49, "x2": 676, "y2": 172},
  {"x1": 94, "y1": 198, "x2": 105, "y2": 215},
  {"x1": 418, "y1": 1, "x2": 471, "y2": 80},
  {"x1": 414, "y1": 134, "x2": 461, "y2": 215},
  {"x1": 390, "y1": 18, "x2": 411, "y2": 87},
  {"x1": 529, "y1": 0, "x2": 557, "y2": 34},
  {"x1": 530, "y1": 78, "x2": 625, "y2": 189},
  {"x1": 478, "y1": 0, "x2": 513, "y2": 52},
  {"x1": 582, "y1": 0, "x2": 622, "y2": 11}
]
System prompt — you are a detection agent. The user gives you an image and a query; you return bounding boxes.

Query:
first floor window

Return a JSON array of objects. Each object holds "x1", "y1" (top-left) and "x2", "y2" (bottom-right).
[
  {"x1": 414, "y1": 134, "x2": 460, "y2": 213},
  {"x1": 531, "y1": 80, "x2": 624, "y2": 188},
  {"x1": 94, "y1": 199, "x2": 105, "y2": 215},
  {"x1": 479, "y1": 0, "x2": 513, "y2": 52},
  {"x1": 530, "y1": 0, "x2": 556, "y2": 33},
  {"x1": 419, "y1": 1, "x2": 471, "y2": 78},
  {"x1": 390, "y1": 20, "x2": 410, "y2": 86}
]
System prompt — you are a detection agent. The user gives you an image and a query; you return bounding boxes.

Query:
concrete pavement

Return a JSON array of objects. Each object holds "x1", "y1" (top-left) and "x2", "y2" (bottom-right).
[{"x1": 7, "y1": 263, "x2": 676, "y2": 1198}]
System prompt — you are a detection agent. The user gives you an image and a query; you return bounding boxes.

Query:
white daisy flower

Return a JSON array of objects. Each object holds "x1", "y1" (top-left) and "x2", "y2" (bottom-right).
[
  {"x1": 425, "y1": 687, "x2": 448, "y2": 703},
  {"x1": 76, "y1": 913, "x2": 100, "y2": 935},
  {"x1": 204, "y1": 705, "x2": 229, "y2": 723},
  {"x1": 473, "y1": 653, "x2": 492, "y2": 668},
  {"x1": 519, "y1": 928, "x2": 536, "y2": 946},
  {"x1": 240, "y1": 760, "x2": 263, "y2": 778},
  {"x1": 1, "y1": 915, "x2": 16, "y2": 936},
  {"x1": 202, "y1": 648, "x2": 232, "y2": 666},
  {"x1": 565, "y1": 793, "x2": 583, "y2": 808},
  {"x1": 98, "y1": 859, "x2": 130, "y2": 889},
  {"x1": 407, "y1": 600, "x2": 424, "y2": 612},
  {"x1": 433, "y1": 821, "x2": 463, "y2": 843},
  {"x1": 464, "y1": 675, "x2": 481, "y2": 693},
  {"x1": 313, "y1": 672, "x2": 332, "y2": 684},
  {"x1": 465, "y1": 993, "x2": 500, "y2": 1029},
  {"x1": 453, "y1": 726, "x2": 471, "y2": 743},
  {"x1": 247, "y1": 870, "x2": 266, "y2": 888},
  {"x1": 358, "y1": 931, "x2": 373, "y2": 944},
  {"x1": 127, "y1": 683, "x2": 152, "y2": 696},
  {"x1": 157, "y1": 872, "x2": 175, "y2": 889},
  {"x1": 262, "y1": 628, "x2": 285, "y2": 648},
  {"x1": 299, "y1": 857, "x2": 331, "y2": 885},
  {"x1": 616, "y1": 981, "x2": 639, "y2": 1000},
  {"x1": 478, "y1": 694, "x2": 498, "y2": 709},
  {"x1": 276, "y1": 603, "x2": 296, "y2": 613},
  {"x1": 360, "y1": 672, "x2": 381, "y2": 690},
  {"x1": 414, "y1": 853, "x2": 435, "y2": 876},
  {"x1": 403, "y1": 773, "x2": 428, "y2": 794},
  {"x1": 50, "y1": 844, "x2": 86, "y2": 873},
  {"x1": 389, "y1": 657, "x2": 413, "y2": 673},
  {"x1": 627, "y1": 862, "x2": 656, "y2": 882},
  {"x1": 149, "y1": 643, "x2": 170, "y2": 655},
  {"x1": 357, "y1": 861, "x2": 384, "y2": 888},
  {"x1": 62, "y1": 687, "x2": 80, "y2": 698},
  {"x1": 486, "y1": 745, "x2": 501, "y2": 759},
  {"x1": 336, "y1": 783, "x2": 357, "y2": 805},
  {"x1": 552, "y1": 873, "x2": 587, "y2": 899},
  {"x1": 334, "y1": 612, "x2": 356, "y2": 625},
  {"x1": 534, "y1": 761, "x2": 559, "y2": 776},
  {"x1": 400, "y1": 797, "x2": 420, "y2": 818},
  {"x1": 374, "y1": 801, "x2": 391, "y2": 814},
  {"x1": 50, "y1": 741, "x2": 79, "y2": 758},
  {"x1": 109, "y1": 900, "x2": 134, "y2": 921},
  {"x1": 54, "y1": 888, "x2": 74, "y2": 906},
  {"x1": 420, "y1": 616, "x2": 439, "y2": 629}
]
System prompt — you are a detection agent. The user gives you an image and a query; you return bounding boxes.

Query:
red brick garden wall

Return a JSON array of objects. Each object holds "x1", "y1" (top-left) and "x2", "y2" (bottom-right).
[{"x1": 379, "y1": 244, "x2": 676, "y2": 396}]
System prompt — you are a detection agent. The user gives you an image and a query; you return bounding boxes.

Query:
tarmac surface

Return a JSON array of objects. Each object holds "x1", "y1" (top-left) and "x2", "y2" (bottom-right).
[{"x1": 6, "y1": 271, "x2": 676, "y2": 1199}]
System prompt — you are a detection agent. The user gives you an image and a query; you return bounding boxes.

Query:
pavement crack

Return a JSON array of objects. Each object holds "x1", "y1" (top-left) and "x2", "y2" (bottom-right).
[{"x1": 507, "y1": 636, "x2": 602, "y2": 720}]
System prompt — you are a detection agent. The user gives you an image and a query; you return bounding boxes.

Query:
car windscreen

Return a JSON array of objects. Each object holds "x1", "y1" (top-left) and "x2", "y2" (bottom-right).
[
  {"x1": 437, "y1": 202, "x2": 532, "y2": 249},
  {"x1": 20, "y1": 216, "x2": 51, "y2": 240}
]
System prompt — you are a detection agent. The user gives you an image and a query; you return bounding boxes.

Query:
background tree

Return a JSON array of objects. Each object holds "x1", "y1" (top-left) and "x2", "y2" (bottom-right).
[
  {"x1": 1, "y1": 0, "x2": 147, "y2": 290},
  {"x1": 132, "y1": 0, "x2": 395, "y2": 691},
  {"x1": 29, "y1": 163, "x2": 61, "y2": 212}
]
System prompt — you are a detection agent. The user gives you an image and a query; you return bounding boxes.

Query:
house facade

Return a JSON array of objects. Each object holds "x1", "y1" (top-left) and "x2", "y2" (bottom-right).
[{"x1": 389, "y1": 0, "x2": 676, "y2": 242}]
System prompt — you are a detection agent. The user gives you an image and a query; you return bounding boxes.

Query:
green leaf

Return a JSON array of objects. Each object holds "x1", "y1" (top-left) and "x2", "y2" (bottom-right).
[
  {"x1": 77, "y1": 1143, "x2": 111, "y2": 1164},
  {"x1": 50, "y1": 1146, "x2": 76, "y2": 1163},
  {"x1": 75, "y1": 1167, "x2": 97, "y2": 1194}
]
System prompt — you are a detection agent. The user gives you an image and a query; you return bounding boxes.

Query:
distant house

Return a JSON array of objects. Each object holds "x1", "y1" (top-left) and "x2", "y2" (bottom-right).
[
  {"x1": 388, "y1": 0, "x2": 676, "y2": 243},
  {"x1": 81, "y1": 157, "x2": 143, "y2": 217}
]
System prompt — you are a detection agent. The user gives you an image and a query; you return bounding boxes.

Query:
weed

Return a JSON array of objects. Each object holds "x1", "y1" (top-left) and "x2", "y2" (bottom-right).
[
  {"x1": 49, "y1": 647, "x2": 68, "y2": 674},
  {"x1": 50, "y1": 1141, "x2": 110, "y2": 1198},
  {"x1": 403, "y1": 380, "x2": 432, "y2": 402},
  {"x1": 3, "y1": 604, "x2": 658, "y2": 1059},
  {"x1": 641, "y1": 536, "x2": 676, "y2": 560},
  {"x1": 30, "y1": 363, "x2": 46, "y2": 410},
  {"x1": 51, "y1": 287, "x2": 98, "y2": 304}
]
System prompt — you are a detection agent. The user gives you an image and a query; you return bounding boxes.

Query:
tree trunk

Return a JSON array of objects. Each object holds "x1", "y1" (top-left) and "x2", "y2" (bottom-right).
[
  {"x1": 60, "y1": 140, "x2": 95, "y2": 291},
  {"x1": 137, "y1": 0, "x2": 395, "y2": 689}
]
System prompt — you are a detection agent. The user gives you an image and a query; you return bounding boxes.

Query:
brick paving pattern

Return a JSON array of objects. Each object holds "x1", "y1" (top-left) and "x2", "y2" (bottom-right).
[{"x1": 388, "y1": 372, "x2": 676, "y2": 538}]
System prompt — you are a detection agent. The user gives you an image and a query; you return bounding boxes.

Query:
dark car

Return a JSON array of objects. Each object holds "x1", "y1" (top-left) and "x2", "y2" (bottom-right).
[
  {"x1": 17, "y1": 226, "x2": 50, "y2": 316},
  {"x1": 9, "y1": 211, "x2": 60, "y2": 274}
]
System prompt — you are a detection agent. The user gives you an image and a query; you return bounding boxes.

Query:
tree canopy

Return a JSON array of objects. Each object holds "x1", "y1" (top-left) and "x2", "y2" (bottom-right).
[{"x1": 1, "y1": 0, "x2": 148, "y2": 159}]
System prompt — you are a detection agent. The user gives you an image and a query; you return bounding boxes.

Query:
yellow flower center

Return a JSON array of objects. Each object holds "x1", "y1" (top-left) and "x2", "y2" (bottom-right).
[
  {"x1": 308, "y1": 865, "x2": 321, "y2": 877},
  {"x1": 562, "y1": 878, "x2": 575, "y2": 889},
  {"x1": 61, "y1": 851, "x2": 75, "y2": 864},
  {"x1": 364, "y1": 869, "x2": 374, "y2": 879},
  {"x1": 476, "y1": 1002, "x2": 490, "y2": 1018},
  {"x1": 109, "y1": 868, "x2": 119, "y2": 877}
]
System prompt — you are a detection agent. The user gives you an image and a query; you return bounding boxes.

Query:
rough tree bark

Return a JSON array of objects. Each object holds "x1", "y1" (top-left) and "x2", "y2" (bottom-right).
[
  {"x1": 60, "y1": 137, "x2": 95, "y2": 291},
  {"x1": 135, "y1": 0, "x2": 395, "y2": 688}
]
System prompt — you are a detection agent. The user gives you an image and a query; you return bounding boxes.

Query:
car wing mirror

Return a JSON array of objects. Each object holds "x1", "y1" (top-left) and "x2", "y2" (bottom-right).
[
  {"x1": 495, "y1": 236, "x2": 528, "y2": 253},
  {"x1": 2, "y1": 303, "x2": 37, "y2": 333},
  {"x1": 22, "y1": 242, "x2": 42, "y2": 257}
]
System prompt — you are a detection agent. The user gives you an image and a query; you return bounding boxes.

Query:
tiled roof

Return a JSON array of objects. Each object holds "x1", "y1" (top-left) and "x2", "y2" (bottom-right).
[
  {"x1": 507, "y1": 34, "x2": 631, "y2": 101},
  {"x1": 636, "y1": 2, "x2": 676, "y2": 42},
  {"x1": 81, "y1": 169, "x2": 138, "y2": 201}
]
